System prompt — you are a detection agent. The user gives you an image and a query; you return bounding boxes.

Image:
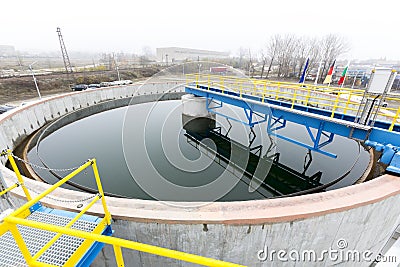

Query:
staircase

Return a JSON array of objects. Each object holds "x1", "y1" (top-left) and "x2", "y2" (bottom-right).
[{"x1": 0, "y1": 206, "x2": 111, "y2": 266}]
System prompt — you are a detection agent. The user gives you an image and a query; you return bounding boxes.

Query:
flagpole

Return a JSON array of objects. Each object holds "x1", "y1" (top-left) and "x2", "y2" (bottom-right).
[
  {"x1": 315, "y1": 60, "x2": 323, "y2": 85},
  {"x1": 302, "y1": 58, "x2": 306, "y2": 85},
  {"x1": 351, "y1": 70, "x2": 359, "y2": 88},
  {"x1": 340, "y1": 60, "x2": 350, "y2": 88},
  {"x1": 299, "y1": 57, "x2": 309, "y2": 85}
]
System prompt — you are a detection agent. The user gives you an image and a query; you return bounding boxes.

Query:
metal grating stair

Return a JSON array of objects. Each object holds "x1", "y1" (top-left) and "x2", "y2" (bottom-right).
[{"x1": 0, "y1": 207, "x2": 102, "y2": 267}]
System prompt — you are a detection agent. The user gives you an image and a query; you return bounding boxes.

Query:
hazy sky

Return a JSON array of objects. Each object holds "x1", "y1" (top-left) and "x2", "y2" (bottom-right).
[{"x1": 1, "y1": 0, "x2": 399, "y2": 60}]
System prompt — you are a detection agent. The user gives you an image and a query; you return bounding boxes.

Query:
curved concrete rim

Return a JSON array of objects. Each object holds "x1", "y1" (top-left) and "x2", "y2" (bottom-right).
[{"x1": 0, "y1": 82, "x2": 399, "y2": 225}]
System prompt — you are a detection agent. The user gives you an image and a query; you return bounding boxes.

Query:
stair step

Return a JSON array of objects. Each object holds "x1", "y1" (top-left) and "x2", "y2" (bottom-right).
[{"x1": 0, "y1": 207, "x2": 101, "y2": 267}]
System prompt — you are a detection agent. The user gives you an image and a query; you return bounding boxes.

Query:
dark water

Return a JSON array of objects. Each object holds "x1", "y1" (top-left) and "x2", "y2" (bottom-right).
[{"x1": 27, "y1": 100, "x2": 370, "y2": 201}]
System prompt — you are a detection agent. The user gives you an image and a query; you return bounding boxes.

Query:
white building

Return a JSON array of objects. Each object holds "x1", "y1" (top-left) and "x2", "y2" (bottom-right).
[{"x1": 156, "y1": 47, "x2": 229, "y2": 63}]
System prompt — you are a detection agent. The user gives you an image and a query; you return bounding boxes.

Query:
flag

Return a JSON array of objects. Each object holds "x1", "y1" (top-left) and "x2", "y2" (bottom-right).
[
  {"x1": 299, "y1": 58, "x2": 309, "y2": 83},
  {"x1": 323, "y1": 60, "x2": 336, "y2": 84},
  {"x1": 337, "y1": 62, "x2": 349, "y2": 86}
]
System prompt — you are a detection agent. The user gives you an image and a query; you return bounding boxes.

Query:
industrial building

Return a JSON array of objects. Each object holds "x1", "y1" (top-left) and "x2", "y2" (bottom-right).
[{"x1": 156, "y1": 47, "x2": 229, "y2": 63}]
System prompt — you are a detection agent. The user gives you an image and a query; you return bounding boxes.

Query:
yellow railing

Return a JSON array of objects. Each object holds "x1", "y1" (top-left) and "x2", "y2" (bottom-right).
[
  {"x1": 0, "y1": 182, "x2": 19, "y2": 197},
  {"x1": 186, "y1": 74, "x2": 400, "y2": 131},
  {"x1": 5, "y1": 216, "x2": 244, "y2": 267},
  {"x1": 0, "y1": 150, "x2": 245, "y2": 267},
  {"x1": 6, "y1": 150, "x2": 33, "y2": 201}
]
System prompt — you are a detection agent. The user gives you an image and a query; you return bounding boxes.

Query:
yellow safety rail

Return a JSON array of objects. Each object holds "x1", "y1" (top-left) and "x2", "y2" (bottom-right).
[
  {"x1": 186, "y1": 74, "x2": 400, "y2": 131},
  {"x1": 0, "y1": 182, "x2": 19, "y2": 197},
  {"x1": 0, "y1": 150, "x2": 245, "y2": 267},
  {"x1": 5, "y1": 217, "x2": 245, "y2": 267},
  {"x1": 6, "y1": 151, "x2": 33, "y2": 201}
]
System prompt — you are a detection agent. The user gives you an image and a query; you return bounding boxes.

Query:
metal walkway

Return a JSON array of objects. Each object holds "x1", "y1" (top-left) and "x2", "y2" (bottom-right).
[
  {"x1": 185, "y1": 75, "x2": 400, "y2": 174},
  {"x1": 0, "y1": 207, "x2": 109, "y2": 267}
]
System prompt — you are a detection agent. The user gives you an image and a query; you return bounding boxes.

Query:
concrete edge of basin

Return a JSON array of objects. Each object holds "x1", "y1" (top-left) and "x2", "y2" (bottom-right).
[
  {"x1": 1, "y1": 85, "x2": 399, "y2": 225},
  {"x1": 2, "y1": 165, "x2": 399, "y2": 225}
]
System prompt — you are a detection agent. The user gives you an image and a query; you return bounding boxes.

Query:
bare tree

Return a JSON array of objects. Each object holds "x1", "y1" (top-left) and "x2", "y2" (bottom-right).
[
  {"x1": 276, "y1": 34, "x2": 297, "y2": 78},
  {"x1": 265, "y1": 34, "x2": 281, "y2": 79},
  {"x1": 237, "y1": 47, "x2": 248, "y2": 70},
  {"x1": 295, "y1": 37, "x2": 309, "y2": 79},
  {"x1": 261, "y1": 33, "x2": 348, "y2": 82},
  {"x1": 247, "y1": 49, "x2": 256, "y2": 78},
  {"x1": 318, "y1": 34, "x2": 350, "y2": 82},
  {"x1": 259, "y1": 49, "x2": 268, "y2": 78},
  {"x1": 306, "y1": 37, "x2": 323, "y2": 75}
]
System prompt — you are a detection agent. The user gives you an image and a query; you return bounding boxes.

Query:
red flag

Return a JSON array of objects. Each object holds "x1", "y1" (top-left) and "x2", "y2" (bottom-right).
[{"x1": 323, "y1": 60, "x2": 336, "y2": 84}]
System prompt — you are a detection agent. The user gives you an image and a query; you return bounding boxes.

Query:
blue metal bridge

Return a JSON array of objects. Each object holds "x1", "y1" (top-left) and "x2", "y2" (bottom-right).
[{"x1": 185, "y1": 75, "x2": 400, "y2": 174}]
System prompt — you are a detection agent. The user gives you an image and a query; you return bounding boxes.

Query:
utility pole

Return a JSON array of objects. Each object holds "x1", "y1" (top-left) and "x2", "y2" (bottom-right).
[
  {"x1": 28, "y1": 61, "x2": 42, "y2": 100},
  {"x1": 113, "y1": 54, "x2": 121, "y2": 81},
  {"x1": 56, "y1": 27, "x2": 73, "y2": 74}
]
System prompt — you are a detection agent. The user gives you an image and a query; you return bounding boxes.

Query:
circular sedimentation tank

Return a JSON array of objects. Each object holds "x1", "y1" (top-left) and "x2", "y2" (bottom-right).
[
  {"x1": 1, "y1": 63, "x2": 399, "y2": 266},
  {"x1": 23, "y1": 64, "x2": 369, "y2": 202}
]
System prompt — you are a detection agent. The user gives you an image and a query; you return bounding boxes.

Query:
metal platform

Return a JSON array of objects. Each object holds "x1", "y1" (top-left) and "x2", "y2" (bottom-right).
[
  {"x1": 185, "y1": 83, "x2": 400, "y2": 173},
  {"x1": 0, "y1": 207, "x2": 107, "y2": 267}
]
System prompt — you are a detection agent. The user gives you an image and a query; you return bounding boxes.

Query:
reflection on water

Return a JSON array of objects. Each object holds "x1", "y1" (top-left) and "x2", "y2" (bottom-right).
[{"x1": 28, "y1": 100, "x2": 370, "y2": 201}]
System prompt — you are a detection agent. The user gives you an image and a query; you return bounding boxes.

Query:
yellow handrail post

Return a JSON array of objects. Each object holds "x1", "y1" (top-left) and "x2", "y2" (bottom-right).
[
  {"x1": 263, "y1": 82, "x2": 267, "y2": 100},
  {"x1": 291, "y1": 87, "x2": 297, "y2": 109},
  {"x1": 331, "y1": 93, "x2": 340, "y2": 118},
  {"x1": 91, "y1": 159, "x2": 112, "y2": 225},
  {"x1": 8, "y1": 223, "x2": 34, "y2": 265},
  {"x1": 7, "y1": 150, "x2": 32, "y2": 201},
  {"x1": 114, "y1": 245, "x2": 125, "y2": 266},
  {"x1": 304, "y1": 86, "x2": 311, "y2": 106},
  {"x1": 275, "y1": 83, "x2": 280, "y2": 100},
  {"x1": 389, "y1": 106, "x2": 400, "y2": 131},
  {"x1": 344, "y1": 92, "x2": 352, "y2": 115}
]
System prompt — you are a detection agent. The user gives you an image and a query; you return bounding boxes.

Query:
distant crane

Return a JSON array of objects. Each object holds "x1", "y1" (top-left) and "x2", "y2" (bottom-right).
[{"x1": 56, "y1": 27, "x2": 73, "y2": 74}]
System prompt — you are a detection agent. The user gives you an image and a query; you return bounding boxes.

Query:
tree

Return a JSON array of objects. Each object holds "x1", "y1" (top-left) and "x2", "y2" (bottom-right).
[
  {"x1": 295, "y1": 37, "x2": 309, "y2": 79},
  {"x1": 259, "y1": 49, "x2": 268, "y2": 79},
  {"x1": 306, "y1": 37, "x2": 323, "y2": 76},
  {"x1": 318, "y1": 34, "x2": 350, "y2": 82},
  {"x1": 276, "y1": 34, "x2": 296, "y2": 78},
  {"x1": 247, "y1": 49, "x2": 256, "y2": 78},
  {"x1": 265, "y1": 34, "x2": 281, "y2": 79},
  {"x1": 237, "y1": 47, "x2": 248, "y2": 70}
]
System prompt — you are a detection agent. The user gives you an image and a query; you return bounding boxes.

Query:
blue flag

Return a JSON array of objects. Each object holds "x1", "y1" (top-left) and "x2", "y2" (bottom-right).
[{"x1": 299, "y1": 58, "x2": 309, "y2": 83}]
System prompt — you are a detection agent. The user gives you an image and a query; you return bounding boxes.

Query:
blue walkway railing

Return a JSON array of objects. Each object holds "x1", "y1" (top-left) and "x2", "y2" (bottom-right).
[{"x1": 185, "y1": 83, "x2": 400, "y2": 174}]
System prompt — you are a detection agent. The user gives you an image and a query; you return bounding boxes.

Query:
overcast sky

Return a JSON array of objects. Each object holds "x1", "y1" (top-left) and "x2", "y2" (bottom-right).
[{"x1": 1, "y1": 0, "x2": 399, "y2": 60}]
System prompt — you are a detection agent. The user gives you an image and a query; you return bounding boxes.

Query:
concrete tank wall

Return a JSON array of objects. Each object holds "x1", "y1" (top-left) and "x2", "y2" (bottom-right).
[{"x1": 0, "y1": 81, "x2": 399, "y2": 266}]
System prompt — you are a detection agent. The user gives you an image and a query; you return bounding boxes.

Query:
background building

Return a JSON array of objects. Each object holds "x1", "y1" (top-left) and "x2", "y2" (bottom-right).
[{"x1": 156, "y1": 47, "x2": 229, "y2": 63}]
